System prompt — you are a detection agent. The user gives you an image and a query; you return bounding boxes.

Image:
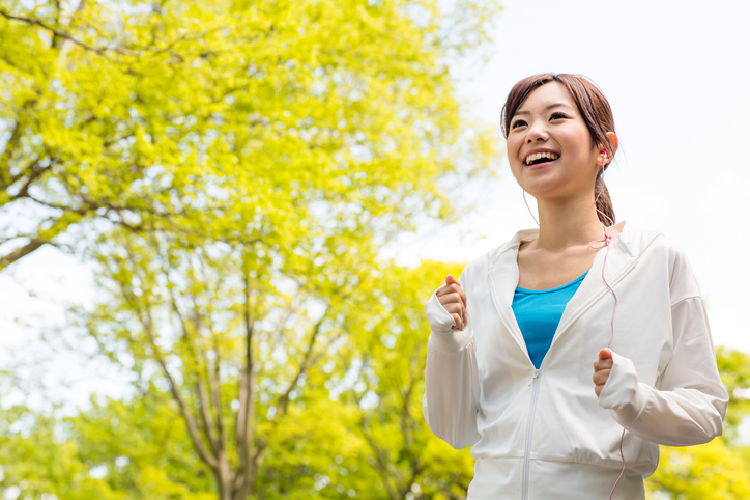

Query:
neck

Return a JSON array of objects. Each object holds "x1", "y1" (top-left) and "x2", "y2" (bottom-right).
[{"x1": 534, "y1": 192, "x2": 607, "y2": 251}]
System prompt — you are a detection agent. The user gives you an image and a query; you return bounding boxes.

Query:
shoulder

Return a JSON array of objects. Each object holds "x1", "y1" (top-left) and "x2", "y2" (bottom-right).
[
  {"x1": 459, "y1": 251, "x2": 492, "y2": 285},
  {"x1": 630, "y1": 223, "x2": 692, "y2": 267},
  {"x1": 620, "y1": 221, "x2": 686, "y2": 260},
  {"x1": 625, "y1": 222, "x2": 701, "y2": 302},
  {"x1": 459, "y1": 227, "x2": 538, "y2": 283},
  {"x1": 460, "y1": 231, "x2": 529, "y2": 285}
]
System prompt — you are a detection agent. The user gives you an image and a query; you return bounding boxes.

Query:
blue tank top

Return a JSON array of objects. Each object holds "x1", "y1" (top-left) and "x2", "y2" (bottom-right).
[{"x1": 512, "y1": 271, "x2": 588, "y2": 368}]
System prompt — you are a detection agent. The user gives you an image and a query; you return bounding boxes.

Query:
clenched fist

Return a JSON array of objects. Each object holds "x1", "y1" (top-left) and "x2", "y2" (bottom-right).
[
  {"x1": 593, "y1": 348, "x2": 613, "y2": 397},
  {"x1": 437, "y1": 274, "x2": 468, "y2": 330}
]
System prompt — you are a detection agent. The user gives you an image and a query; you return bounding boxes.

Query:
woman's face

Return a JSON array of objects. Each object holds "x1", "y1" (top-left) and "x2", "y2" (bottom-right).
[{"x1": 506, "y1": 82, "x2": 601, "y2": 201}]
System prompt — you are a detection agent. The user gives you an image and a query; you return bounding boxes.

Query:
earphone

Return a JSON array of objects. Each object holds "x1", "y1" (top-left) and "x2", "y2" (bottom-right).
[
  {"x1": 524, "y1": 146, "x2": 627, "y2": 498},
  {"x1": 590, "y1": 147, "x2": 627, "y2": 500}
]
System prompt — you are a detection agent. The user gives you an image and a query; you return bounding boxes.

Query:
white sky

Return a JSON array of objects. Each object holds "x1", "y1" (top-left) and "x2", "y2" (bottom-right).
[
  {"x1": 392, "y1": 0, "x2": 750, "y2": 351},
  {"x1": 1, "y1": 0, "x2": 749, "y2": 412}
]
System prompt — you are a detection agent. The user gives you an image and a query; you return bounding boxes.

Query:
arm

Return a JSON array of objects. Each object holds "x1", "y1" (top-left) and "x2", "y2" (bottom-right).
[
  {"x1": 598, "y1": 297, "x2": 728, "y2": 446},
  {"x1": 422, "y1": 275, "x2": 482, "y2": 449}
]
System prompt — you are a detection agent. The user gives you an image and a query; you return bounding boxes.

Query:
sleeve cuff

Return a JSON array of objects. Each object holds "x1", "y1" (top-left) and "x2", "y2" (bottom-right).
[
  {"x1": 598, "y1": 350, "x2": 647, "y2": 424},
  {"x1": 425, "y1": 286, "x2": 473, "y2": 353}
]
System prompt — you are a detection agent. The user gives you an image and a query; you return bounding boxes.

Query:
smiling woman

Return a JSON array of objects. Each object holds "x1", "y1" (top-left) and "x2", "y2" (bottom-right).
[
  {"x1": 502, "y1": 74, "x2": 617, "y2": 228},
  {"x1": 422, "y1": 74, "x2": 728, "y2": 500}
]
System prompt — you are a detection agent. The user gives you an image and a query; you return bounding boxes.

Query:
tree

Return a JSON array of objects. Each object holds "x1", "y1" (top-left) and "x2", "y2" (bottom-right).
[
  {"x1": 335, "y1": 261, "x2": 475, "y2": 499},
  {"x1": 0, "y1": 0, "x2": 501, "y2": 270},
  {"x1": 0, "y1": 404, "x2": 127, "y2": 500},
  {"x1": 5, "y1": 262, "x2": 750, "y2": 499},
  {"x1": 252, "y1": 260, "x2": 476, "y2": 499},
  {"x1": 0, "y1": 259, "x2": 476, "y2": 500},
  {"x1": 0, "y1": 392, "x2": 216, "y2": 499},
  {"x1": 0, "y1": 0, "x2": 225, "y2": 268},
  {"x1": 0, "y1": 0, "x2": 502, "y2": 498}
]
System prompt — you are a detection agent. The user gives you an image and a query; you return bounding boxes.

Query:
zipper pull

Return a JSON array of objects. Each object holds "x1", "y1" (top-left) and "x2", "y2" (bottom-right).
[{"x1": 528, "y1": 369, "x2": 540, "y2": 385}]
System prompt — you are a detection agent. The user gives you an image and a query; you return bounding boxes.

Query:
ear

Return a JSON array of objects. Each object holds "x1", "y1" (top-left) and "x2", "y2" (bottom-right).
[
  {"x1": 605, "y1": 132, "x2": 618, "y2": 154},
  {"x1": 597, "y1": 132, "x2": 619, "y2": 166}
]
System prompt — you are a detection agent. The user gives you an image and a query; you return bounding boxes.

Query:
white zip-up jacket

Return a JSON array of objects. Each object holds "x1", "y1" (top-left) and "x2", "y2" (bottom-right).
[{"x1": 423, "y1": 222, "x2": 728, "y2": 500}]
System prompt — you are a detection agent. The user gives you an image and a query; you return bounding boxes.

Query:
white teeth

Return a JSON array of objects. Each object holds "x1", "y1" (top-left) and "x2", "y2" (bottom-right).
[{"x1": 525, "y1": 151, "x2": 559, "y2": 165}]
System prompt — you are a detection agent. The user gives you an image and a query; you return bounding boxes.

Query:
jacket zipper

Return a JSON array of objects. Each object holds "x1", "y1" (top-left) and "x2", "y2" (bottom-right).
[{"x1": 522, "y1": 368, "x2": 542, "y2": 500}]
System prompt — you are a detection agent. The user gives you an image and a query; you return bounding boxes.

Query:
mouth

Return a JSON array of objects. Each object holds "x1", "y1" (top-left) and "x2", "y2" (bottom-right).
[{"x1": 524, "y1": 151, "x2": 559, "y2": 168}]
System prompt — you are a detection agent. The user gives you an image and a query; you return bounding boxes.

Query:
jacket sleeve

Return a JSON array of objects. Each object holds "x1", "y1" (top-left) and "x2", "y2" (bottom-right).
[
  {"x1": 422, "y1": 274, "x2": 482, "y2": 450},
  {"x1": 598, "y1": 250, "x2": 728, "y2": 446}
]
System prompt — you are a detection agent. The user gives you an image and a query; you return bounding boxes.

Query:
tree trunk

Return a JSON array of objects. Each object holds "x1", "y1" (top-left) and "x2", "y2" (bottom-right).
[{"x1": 218, "y1": 448, "x2": 234, "y2": 500}]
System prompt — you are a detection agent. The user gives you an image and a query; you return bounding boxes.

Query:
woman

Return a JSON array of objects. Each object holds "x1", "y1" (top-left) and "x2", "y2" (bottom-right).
[{"x1": 422, "y1": 74, "x2": 728, "y2": 500}]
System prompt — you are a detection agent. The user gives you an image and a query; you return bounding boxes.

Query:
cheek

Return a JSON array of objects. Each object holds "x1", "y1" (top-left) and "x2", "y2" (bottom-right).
[
  {"x1": 506, "y1": 136, "x2": 523, "y2": 163},
  {"x1": 507, "y1": 154, "x2": 523, "y2": 179},
  {"x1": 508, "y1": 158, "x2": 526, "y2": 186}
]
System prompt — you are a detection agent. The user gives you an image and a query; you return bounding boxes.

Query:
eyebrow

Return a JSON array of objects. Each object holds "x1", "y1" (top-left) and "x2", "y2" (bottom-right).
[{"x1": 513, "y1": 103, "x2": 574, "y2": 116}]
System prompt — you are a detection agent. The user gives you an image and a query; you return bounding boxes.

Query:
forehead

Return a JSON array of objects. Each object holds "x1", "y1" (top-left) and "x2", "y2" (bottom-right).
[{"x1": 514, "y1": 82, "x2": 579, "y2": 115}]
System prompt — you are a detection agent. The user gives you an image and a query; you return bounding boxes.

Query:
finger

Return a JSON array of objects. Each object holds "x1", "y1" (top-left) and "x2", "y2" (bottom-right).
[
  {"x1": 451, "y1": 313, "x2": 465, "y2": 329},
  {"x1": 598, "y1": 348, "x2": 612, "y2": 360},
  {"x1": 593, "y1": 358, "x2": 613, "y2": 371},
  {"x1": 592, "y1": 369, "x2": 610, "y2": 386},
  {"x1": 436, "y1": 283, "x2": 462, "y2": 298},
  {"x1": 439, "y1": 293, "x2": 466, "y2": 310},
  {"x1": 442, "y1": 302, "x2": 466, "y2": 319},
  {"x1": 445, "y1": 274, "x2": 462, "y2": 287},
  {"x1": 595, "y1": 384, "x2": 605, "y2": 397},
  {"x1": 454, "y1": 285, "x2": 467, "y2": 304},
  {"x1": 438, "y1": 285, "x2": 467, "y2": 305}
]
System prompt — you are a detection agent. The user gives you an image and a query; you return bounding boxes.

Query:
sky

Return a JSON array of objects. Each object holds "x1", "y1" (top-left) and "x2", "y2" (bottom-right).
[
  {"x1": 392, "y1": 0, "x2": 750, "y2": 352},
  {"x1": 1, "y1": 0, "x2": 749, "y2": 412}
]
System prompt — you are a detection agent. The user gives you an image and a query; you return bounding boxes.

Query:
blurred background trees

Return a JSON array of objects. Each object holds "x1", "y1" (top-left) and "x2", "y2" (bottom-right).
[
  {"x1": 0, "y1": 0, "x2": 497, "y2": 498},
  {"x1": 1, "y1": 1, "x2": 748, "y2": 500}
]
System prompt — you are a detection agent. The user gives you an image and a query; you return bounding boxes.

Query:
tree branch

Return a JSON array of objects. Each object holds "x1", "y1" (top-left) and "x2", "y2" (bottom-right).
[
  {"x1": 0, "y1": 239, "x2": 46, "y2": 270},
  {"x1": 276, "y1": 304, "x2": 329, "y2": 417},
  {"x1": 234, "y1": 272, "x2": 257, "y2": 496},
  {"x1": 0, "y1": 118, "x2": 22, "y2": 190},
  {"x1": 0, "y1": 8, "x2": 227, "y2": 61},
  {"x1": 209, "y1": 333, "x2": 227, "y2": 452},
  {"x1": 9, "y1": 160, "x2": 52, "y2": 200},
  {"x1": 0, "y1": 8, "x2": 138, "y2": 56},
  {"x1": 361, "y1": 421, "x2": 401, "y2": 499},
  {"x1": 398, "y1": 372, "x2": 423, "y2": 499},
  {"x1": 169, "y1": 289, "x2": 219, "y2": 456},
  {"x1": 253, "y1": 304, "x2": 331, "y2": 466},
  {"x1": 132, "y1": 290, "x2": 218, "y2": 471}
]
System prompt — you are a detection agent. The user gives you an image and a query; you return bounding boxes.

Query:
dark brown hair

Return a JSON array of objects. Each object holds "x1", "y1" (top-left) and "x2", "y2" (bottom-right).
[{"x1": 500, "y1": 73, "x2": 617, "y2": 226}]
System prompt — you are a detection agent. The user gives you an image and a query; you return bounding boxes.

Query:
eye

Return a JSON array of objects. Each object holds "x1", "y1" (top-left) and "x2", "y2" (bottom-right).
[
  {"x1": 511, "y1": 119, "x2": 527, "y2": 129},
  {"x1": 550, "y1": 112, "x2": 568, "y2": 120}
]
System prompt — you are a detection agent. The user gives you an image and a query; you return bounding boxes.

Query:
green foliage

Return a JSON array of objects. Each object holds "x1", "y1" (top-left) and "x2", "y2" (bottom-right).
[
  {"x1": 4, "y1": 261, "x2": 750, "y2": 499},
  {"x1": 0, "y1": 0, "x2": 501, "y2": 269},
  {"x1": 1, "y1": 0, "x2": 502, "y2": 497},
  {"x1": 0, "y1": 405, "x2": 126, "y2": 499},
  {"x1": 715, "y1": 345, "x2": 750, "y2": 442},
  {"x1": 0, "y1": 395, "x2": 215, "y2": 499},
  {"x1": 0, "y1": 258, "x2": 478, "y2": 499},
  {"x1": 334, "y1": 260, "x2": 475, "y2": 498},
  {"x1": 645, "y1": 347, "x2": 750, "y2": 499},
  {"x1": 645, "y1": 439, "x2": 750, "y2": 500},
  {"x1": 5, "y1": 1, "x2": 750, "y2": 500}
]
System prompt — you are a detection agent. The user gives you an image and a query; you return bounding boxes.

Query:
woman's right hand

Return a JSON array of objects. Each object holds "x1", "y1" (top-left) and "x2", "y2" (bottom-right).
[{"x1": 436, "y1": 274, "x2": 468, "y2": 330}]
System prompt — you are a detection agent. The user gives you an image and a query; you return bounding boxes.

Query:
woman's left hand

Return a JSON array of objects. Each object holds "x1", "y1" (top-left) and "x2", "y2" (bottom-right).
[{"x1": 593, "y1": 349, "x2": 613, "y2": 397}]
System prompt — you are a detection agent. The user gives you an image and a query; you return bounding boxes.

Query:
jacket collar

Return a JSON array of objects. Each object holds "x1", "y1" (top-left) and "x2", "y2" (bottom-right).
[{"x1": 487, "y1": 222, "x2": 662, "y2": 364}]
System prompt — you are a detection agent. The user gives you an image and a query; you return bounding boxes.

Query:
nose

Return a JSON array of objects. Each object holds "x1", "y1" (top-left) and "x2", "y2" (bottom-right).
[{"x1": 525, "y1": 120, "x2": 549, "y2": 143}]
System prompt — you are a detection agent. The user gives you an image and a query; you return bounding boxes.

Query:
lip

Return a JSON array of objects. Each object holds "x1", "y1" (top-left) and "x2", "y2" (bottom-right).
[
  {"x1": 522, "y1": 147, "x2": 560, "y2": 169},
  {"x1": 526, "y1": 157, "x2": 559, "y2": 170}
]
